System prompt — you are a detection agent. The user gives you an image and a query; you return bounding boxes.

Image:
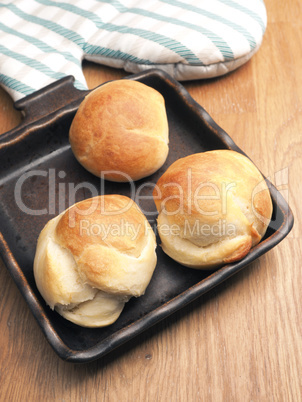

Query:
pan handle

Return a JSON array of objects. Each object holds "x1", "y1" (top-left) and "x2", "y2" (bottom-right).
[
  {"x1": 15, "y1": 75, "x2": 89, "y2": 125},
  {"x1": 7, "y1": 76, "x2": 89, "y2": 137}
]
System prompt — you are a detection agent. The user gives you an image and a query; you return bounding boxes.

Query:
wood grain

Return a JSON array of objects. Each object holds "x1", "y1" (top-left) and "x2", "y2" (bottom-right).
[{"x1": 0, "y1": 1, "x2": 301, "y2": 400}]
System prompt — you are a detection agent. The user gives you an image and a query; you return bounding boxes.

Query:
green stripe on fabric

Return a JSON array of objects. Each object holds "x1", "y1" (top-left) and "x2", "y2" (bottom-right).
[
  {"x1": 160, "y1": 0, "x2": 256, "y2": 51},
  {"x1": 0, "y1": 3, "x2": 85, "y2": 48},
  {"x1": 0, "y1": 3, "x2": 156, "y2": 66},
  {"x1": 0, "y1": 73, "x2": 35, "y2": 96},
  {"x1": 217, "y1": 0, "x2": 266, "y2": 34},
  {"x1": 84, "y1": 45, "x2": 154, "y2": 65},
  {"x1": 35, "y1": 0, "x2": 202, "y2": 65},
  {"x1": 0, "y1": 44, "x2": 86, "y2": 90},
  {"x1": 0, "y1": 22, "x2": 81, "y2": 66},
  {"x1": 102, "y1": 0, "x2": 234, "y2": 59}
]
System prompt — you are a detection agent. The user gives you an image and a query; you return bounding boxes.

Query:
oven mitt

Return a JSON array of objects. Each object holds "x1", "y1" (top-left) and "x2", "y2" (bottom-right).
[{"x1": 0, "y1": 0, "x2": 267, "y2": 102}]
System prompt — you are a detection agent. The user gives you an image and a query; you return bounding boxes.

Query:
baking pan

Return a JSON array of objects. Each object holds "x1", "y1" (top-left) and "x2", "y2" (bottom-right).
[{"x1": 0, "y1": 69, "x2": 293, "y2": 363}]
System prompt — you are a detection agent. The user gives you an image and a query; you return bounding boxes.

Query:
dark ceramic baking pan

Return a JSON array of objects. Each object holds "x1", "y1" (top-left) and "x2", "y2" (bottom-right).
[{"x1": 0, "y1": 69, "x2": 294, "y2": 363}]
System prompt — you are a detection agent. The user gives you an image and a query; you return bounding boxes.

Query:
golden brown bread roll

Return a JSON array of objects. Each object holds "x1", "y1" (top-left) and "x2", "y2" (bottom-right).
[
  {"x1": 33, "y1": 195, "x2": 157, "y2": 327},
  {"x1": 69, "y1": 79, "x2": 169, "y2": 182},
  {"x1": 153, "y1": 150, "x2": 273, "y2": 269}
]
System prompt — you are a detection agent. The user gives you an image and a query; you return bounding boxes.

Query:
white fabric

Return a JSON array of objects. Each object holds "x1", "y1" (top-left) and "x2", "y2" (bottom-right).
[{"x1": 0, "y1": 0, "x2": 267, "y2": 101}]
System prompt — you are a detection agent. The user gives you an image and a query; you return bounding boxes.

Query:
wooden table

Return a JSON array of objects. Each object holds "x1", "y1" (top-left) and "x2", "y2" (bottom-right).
[{"x1": 0, "y1": 1, "x2": 301, "y2": 400}]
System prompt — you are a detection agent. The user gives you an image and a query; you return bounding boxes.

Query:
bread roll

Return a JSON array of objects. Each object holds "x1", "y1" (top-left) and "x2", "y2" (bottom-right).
[
  {"x1": 69, "y1": 80, "x2": 169, "y2": 182},
  {"x1": 153, "y1": 150, "x2": 273, "y2": 269},
  {"x1": 33, "y1": 195, "x2": 157, "y2": 327}
]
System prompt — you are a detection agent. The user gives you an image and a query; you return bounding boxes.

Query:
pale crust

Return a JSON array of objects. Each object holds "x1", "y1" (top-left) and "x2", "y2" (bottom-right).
[
  {"x1": 33, "y1": 195, "x2": 157, "y2": 327},
  {"x1": 69, "y1": 80, "x2": 169, "y2": 181},
  {"x1": 153, "y1": 150, "x2": 273, "y2": 269}
]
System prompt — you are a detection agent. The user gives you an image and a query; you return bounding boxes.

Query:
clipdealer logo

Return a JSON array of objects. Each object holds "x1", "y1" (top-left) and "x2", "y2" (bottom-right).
[
  {"x1": 159, "y1": 219, "x2": 237, "y2": 238},
  {"x1": 14, "y1": 169, "x2": 98, "y2": 216},
  {"x1": 78, "y1": 218, "x2": 153, "y2": 240},
  {"x1": 13, "y1": 166, "x2": 290, "y2": 235}
]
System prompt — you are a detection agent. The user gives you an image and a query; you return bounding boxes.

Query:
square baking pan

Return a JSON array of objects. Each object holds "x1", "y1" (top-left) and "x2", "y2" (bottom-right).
[{"x1": 0, "y1": 69, "x2": 294, "y2": 363}]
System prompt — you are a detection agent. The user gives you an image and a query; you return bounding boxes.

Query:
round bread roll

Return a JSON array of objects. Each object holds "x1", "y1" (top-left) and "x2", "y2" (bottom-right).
[
  {"x1": 153, "y1": 150, "x2": 273, "y2": 269},
  {"x1": 33, "y1": 195, "x2": 157, "y2": 327},
  {"x1": 69, "y1": 79, "x2": 169, "y2": 182}
]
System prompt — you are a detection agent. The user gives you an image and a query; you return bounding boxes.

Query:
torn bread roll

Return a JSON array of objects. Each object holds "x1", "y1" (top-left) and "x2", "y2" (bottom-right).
[
  {"x1": 153, "y1": 150, "x2": 273, "y2": 269},
  {"x1": 33, "y1": 195, "x2": 157, "y2": 327},
  {"x1": 69, "y1": 79, "x2": 169, "y2": 182}
]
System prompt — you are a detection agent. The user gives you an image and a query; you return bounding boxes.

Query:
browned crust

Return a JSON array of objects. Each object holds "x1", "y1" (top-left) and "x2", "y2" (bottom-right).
[
  {"x1": 55, "y1": 195, "x2": 147, "y2": 258},
  {"x1": 69, "y1": 80, "x2": 169, "y2": 181},
  {"x1": 154, "y1": 150, "x2": 272, "y2": 237},
  {"x1": 223, "y1": 237, "x2": 252, "y2": 264},
  {"x1": 153, "y1": 150, "x2": 273, "y2": 267}
]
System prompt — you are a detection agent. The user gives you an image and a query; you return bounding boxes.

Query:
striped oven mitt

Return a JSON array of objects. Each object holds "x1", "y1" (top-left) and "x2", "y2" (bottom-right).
[{"x1": 0, "y1": 0, "x2": 267, "y2": 102}]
